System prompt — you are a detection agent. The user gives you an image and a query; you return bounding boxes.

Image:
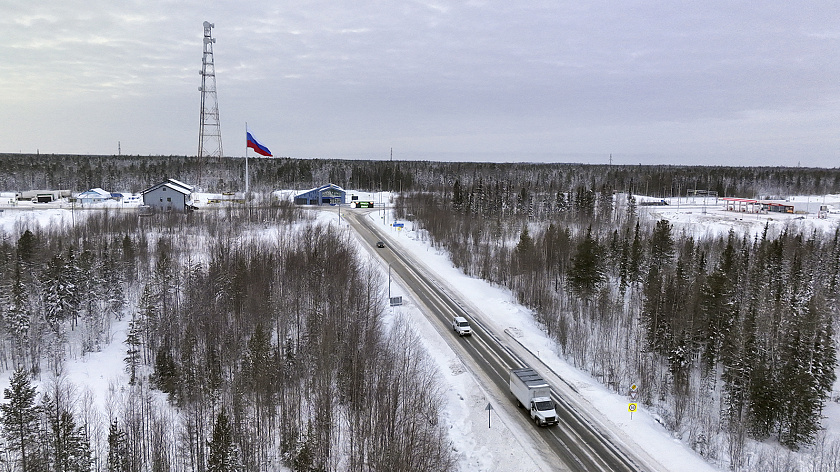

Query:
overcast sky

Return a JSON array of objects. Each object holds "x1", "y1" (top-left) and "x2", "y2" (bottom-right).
[{"x1": 2, "y1": 1, "x2": 838, "y2": 167}]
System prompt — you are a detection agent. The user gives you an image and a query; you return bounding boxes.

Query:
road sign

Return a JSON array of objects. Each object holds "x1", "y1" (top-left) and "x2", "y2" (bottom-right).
[
  {"x1": 389, "y1": 296, "x2": 403, "y2": 306},
  {"x1": 630, "y1": 384, "x2": 638, "y2": 391},
  {"x1": 628, "y1": 403, "x2": 637, "y2": 412}
]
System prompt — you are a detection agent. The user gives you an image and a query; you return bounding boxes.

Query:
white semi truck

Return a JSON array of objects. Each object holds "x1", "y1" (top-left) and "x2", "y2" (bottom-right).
[{"x1": 510, "y1": 368, "x2": 559, "y2": 426}]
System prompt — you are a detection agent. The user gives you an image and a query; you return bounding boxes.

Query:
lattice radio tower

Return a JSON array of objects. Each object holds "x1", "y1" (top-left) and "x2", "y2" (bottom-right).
[{"x1": 198, "y1": 21, "x2": 223, "y2": 166}]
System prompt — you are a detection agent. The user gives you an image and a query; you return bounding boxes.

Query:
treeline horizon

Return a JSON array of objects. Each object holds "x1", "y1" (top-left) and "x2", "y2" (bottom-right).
[{"x1": 1, "y1": 153, "x2": 839, "y2": 200}]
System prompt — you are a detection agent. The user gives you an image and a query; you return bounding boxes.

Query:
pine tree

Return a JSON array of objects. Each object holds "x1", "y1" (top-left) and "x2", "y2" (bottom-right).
[
  {"x1": 567, "y1": 226, "x2": 603, "y2": 300},
  {"x1": 120, "y1": 234, "x2": 137, "y2": 282},
  {"x1": 627, "y1": 221, "x2": 644, "y2": 285},
  {"x1": 8, "y1": 262, "x2": 32, "y2": 364},
  {"x1": 100, "y1": 248, "x2": 127, "y2": 320},
  {"x1": 452, "y1": 179, "x2": 464, "y2": 211},
  {"x1": 517, "y1": 187, "x2": 529, "y2": 216},
  {"x1": 776, "y1": 294, "x2": 835, "y2": 448},
  {"x1": 555, "y1": 191, "x2": 568, "y2": 215},
  {"x1": 642, "y1": 261, "x2": 664, "y2": 351},
  {"x1": 136, "y1": 283, "x2": 157, "y2": 363},
  {"x1": 16, "y1": 229, "x2": 37, "y2": 266},
  {"x1": 208, "y1": 409, "x2": 241, "y2": 472},
  {"x1": 153, "y1": 345, "x2": 178, "y2": 395},
  {"x1": 63, "y1": 246, "x2": 83, "y2": 329},
  {"x1": 1, "y1": 367, "x2": 40, "y2": 472},
  {"x1": 573, "y1": 186, "x2": 596, "y2": 220},
  {"x1": 699, "y1": 233, "x2": 739, "y2": 373},
  {"x1": 513, "y1": 225, "x2": 537, "y2": 275},
  {"x1": 749, "y1": 346, "x2": 776, "y2": 439},
  {"x1": 43, "y1": 253, "x2": 68, "y2": 330},
  {"x1": 77, "y1": 248, "x2": 103, "y2": 350},
  {"x1": 649, "y1": 219, "x2": 675, "y2": 269},
  {"x1": 625, "y1": 193, "x2": 637, "y2": 221},
  {"x1": 699, "y1": 268, "x2": 735, "y2": 372},
  {"x1": 124, "y1": 313, "x2": 142, "y2": 385},
  {"x1": 43, "y1": 393, "x2": 92, "y2": 472},
  {"x1": 107, "y1": 419, "x2": 129, "y2": 472}
]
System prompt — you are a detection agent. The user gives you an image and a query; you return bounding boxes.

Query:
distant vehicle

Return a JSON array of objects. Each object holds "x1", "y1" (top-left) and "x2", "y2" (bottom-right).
[
  {"x1": 452, "y1": 316, "x2": 472, "y2": 336},
  {"x1": 510, "y1": 368, "x2": 558, "y2": 426},
  {"x1": 376, "y1": 241, "x2": 385, "y2": 248},
  {"x1": 138, "y1": 205, "x2": 153, "y2": 216}
]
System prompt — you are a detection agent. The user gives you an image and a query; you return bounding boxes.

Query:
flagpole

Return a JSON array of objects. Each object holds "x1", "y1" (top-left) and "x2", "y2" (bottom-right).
[{"x1": 245, "y1": 122, "x2": 249, "y2": 202}]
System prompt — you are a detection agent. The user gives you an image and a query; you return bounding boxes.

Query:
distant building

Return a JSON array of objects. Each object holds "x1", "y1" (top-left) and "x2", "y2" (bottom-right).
[
  {"x1": 721, "y1": 197, "x2": 794, "y2": 214},
  {"x1": 19, "y1": 189, "x2": 71, "y2": 203},
  {"x1": 294, "y1": 183, "x2": 346, "y2": 205},
  {"x1": 77, "y1": 188, "x2": 112, "y2": 204},
  {"x1": 141, "y1": 178, "x2": 194, "y2": 212},
  {"x1": 120, "y1": 194, "x2": 142, "y2": 205},
  {"x1": 0, "y1": 192, "x2": 19, "y2": 205}
]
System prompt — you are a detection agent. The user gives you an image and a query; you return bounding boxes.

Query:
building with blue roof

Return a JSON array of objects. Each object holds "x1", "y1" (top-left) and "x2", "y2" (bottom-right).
[{"x1": 293, "y1": 183, "x2": 346, "y2": 205}]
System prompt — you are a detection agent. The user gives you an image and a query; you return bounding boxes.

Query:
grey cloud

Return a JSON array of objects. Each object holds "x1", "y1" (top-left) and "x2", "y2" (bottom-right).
[{"x1": 0, "y1": 0, "x2": 837, "y2": 166}]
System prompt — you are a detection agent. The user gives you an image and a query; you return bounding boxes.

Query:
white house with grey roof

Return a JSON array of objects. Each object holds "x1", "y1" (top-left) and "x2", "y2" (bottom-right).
[{"x1": 141, "y1": 179, "x2": 195, "y2": 212}]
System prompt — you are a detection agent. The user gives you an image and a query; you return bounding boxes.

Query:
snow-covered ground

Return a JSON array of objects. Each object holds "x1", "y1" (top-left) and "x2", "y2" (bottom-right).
[
  {"x1": 639, "y1": 194, "x2": 840, "y2": 239},
  {"x1": 1, "y1": 192, "x2": 838, "y2": 471}
]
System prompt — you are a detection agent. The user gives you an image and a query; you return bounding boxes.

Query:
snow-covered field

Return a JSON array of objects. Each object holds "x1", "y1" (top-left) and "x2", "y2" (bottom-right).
[
  {"x1": 638, "y1": 194, "x2": 840, "y2": 239},
  {"x1": 1, "y1": 192, "x2": 838, "y2": 471}
]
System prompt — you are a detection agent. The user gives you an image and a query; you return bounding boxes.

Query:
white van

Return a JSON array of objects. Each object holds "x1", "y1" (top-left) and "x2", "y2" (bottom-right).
[{"x1": 452, "y1": 316, "x2": 472, "y2": 336}]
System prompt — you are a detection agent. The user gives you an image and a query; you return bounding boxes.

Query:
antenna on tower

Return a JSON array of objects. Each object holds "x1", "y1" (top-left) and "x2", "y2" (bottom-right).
[{"x1": 198, "y1": 21, "x2": 223, "y2": 183}]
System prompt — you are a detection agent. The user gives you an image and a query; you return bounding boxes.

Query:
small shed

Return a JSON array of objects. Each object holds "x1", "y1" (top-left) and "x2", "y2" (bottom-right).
[
  {"x1": 77, "y1": 188, "x2": 112, "y2": 204},
  {"x1": 294, "y1": 183, "x2": 346, "y2": 205},
  {"x1": 141, "y1": 179, "x2": 194, "y2": 212}
]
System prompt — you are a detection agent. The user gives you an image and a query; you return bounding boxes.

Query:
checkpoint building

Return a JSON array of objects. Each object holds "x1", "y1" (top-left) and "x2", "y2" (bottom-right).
[{"x1": 294, "y1": 184, "x2": 346, "y2": 206}]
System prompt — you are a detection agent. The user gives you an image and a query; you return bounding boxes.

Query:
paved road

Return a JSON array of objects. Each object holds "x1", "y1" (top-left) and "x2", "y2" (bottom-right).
[{"x1": 343, "y1": 208, "x2": 648, "y2": 472}]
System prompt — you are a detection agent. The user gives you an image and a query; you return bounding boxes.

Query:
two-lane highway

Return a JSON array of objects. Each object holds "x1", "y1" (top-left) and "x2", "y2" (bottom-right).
[{"x1": 342, "y1": 209, "x2": 648, "y2": 472}]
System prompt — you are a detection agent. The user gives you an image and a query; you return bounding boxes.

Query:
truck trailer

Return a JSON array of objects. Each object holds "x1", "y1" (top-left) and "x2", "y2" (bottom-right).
[{"x1": 510, "y1": 368, "x2": 559, "y2": 426}]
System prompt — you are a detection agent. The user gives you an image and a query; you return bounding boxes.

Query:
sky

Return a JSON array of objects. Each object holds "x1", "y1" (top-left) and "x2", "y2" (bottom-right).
[{"x1": 1, "y1": 1, "x2": 839, "y2": 167}]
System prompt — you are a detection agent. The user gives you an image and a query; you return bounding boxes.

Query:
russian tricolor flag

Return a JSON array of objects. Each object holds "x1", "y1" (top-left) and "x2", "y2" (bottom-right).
[{"x1": 246, "y1": 131, "x2": 272, "y2": 157}]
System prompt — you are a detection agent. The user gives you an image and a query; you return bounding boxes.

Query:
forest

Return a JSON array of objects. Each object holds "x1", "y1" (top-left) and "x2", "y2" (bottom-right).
[
  {"x1": 0, "y1": 205, "x2": 453, "y2": 471},
  {"x1": 0, "y1": 153, "x2": 839, "y2": 471},
  {"x1": 395, "y1": 174, "x2": 840, "y2": 470}
]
